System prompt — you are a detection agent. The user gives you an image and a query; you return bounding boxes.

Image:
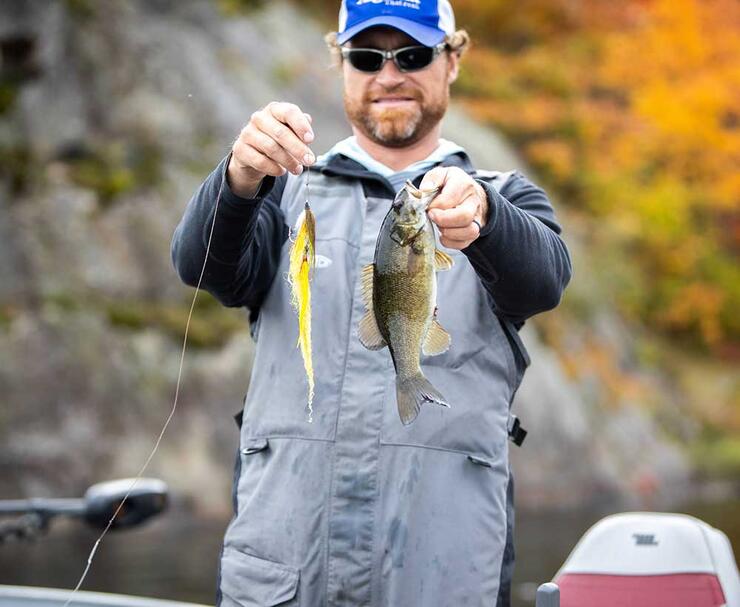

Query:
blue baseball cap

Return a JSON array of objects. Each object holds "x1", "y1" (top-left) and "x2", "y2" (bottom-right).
[{"x1": 337, "y1": 0, "x2": 456, "y2": 47}]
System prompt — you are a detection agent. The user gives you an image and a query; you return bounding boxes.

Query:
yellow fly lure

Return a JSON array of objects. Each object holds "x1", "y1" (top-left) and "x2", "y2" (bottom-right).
[{"x1": 287, "y1": 170, "x2": 316, "y2": 421}]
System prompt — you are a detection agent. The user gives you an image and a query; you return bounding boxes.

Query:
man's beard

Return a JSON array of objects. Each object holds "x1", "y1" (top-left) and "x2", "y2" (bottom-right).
[{"x1": 344, "y1": 86, "x2": 449, "y2": 148}]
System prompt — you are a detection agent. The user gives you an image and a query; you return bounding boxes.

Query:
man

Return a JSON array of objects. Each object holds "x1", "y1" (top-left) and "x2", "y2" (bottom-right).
[{"x1": 172, "y1": 1, "x2": 571, "y2": 605}]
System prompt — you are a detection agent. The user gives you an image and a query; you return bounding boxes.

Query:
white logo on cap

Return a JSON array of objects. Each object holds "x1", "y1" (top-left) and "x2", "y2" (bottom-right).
[{"x1": 356, "y1": 0, "x2": 421, "y2": 7}]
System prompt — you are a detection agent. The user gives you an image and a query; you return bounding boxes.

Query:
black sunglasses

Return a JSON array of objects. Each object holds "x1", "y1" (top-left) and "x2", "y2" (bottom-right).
[{"x1": 340, "y1": 43, "x2": 447, "y2": 74}]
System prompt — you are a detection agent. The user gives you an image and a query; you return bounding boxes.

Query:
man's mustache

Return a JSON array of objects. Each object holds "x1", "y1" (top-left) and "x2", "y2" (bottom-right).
[{"x1": 365, "y1": 88, "x2": 423, "y2": 103}]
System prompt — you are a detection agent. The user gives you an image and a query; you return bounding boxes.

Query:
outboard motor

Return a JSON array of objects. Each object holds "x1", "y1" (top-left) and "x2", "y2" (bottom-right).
[{"x1": 554, "y1": 512, "x2": 740, "y2": 607}]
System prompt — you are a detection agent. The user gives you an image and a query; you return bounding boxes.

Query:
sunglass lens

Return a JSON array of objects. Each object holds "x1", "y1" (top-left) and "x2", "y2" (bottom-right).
[
  {"x1": 349, "y1": 50, "x2": 384, "y2": 72},
  {"x1": 396, "y1": 47, "x2": 434, "y2": 71}
]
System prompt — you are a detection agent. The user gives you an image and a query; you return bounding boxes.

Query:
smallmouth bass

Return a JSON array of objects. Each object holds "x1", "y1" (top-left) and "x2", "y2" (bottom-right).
[{"x1": 359, "y1": 180, "x2": 454, "y2": 425}]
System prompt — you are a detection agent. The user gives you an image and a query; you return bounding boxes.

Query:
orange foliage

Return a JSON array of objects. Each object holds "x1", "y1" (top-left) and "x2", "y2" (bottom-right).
[
  {"x1": 454, "y1": 0, "x2": 740, "y2": 350},
  {"x1": 559, "y1": 334, "x2": 650, "y2": 406},
  {"x1": 661, "y1": 282, "x2": 725, "y2": 346}
]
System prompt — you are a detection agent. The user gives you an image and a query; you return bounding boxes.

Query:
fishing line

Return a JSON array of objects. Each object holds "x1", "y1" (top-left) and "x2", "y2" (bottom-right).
[{"x1": 62, "y1": 167, "x2": 227, "y2": 607}]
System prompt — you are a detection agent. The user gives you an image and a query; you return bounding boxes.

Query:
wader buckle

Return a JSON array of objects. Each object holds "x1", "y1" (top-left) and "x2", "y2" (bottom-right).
[{"x1": 508, "y1": 414, "x2": 527, "y2": 447}]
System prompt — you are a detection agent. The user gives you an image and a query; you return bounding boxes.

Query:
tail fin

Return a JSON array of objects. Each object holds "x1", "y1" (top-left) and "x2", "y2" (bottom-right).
[{"x1": 396, "y1": 373, "x2": 450, "y2": 425}]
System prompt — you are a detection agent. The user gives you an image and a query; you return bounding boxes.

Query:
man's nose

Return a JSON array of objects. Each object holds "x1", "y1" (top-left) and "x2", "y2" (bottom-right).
[{"x1": 374, "y1": 56, "x2": 406, "y2": 88}]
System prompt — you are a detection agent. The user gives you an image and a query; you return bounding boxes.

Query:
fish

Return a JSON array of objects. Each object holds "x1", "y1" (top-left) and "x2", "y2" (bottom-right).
[
  {"x1": 288, "y1": 201, "x2": 317, "y2": 418},
  {"x1": 359, "y1": 180, "x2": 454, "y2": 425}
]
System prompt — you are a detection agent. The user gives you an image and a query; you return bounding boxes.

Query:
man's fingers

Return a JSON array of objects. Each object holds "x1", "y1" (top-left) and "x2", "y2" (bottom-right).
[
  {"x1": 438, "y1": 234, "x2": 471, "y2": 250},
  {"x1": 234, "y1": 141, "x2": 286, "y2": 177},
  {"x1": 438, "y1": 230, "x2": 478, "y2": 250},
  {"x1": 248, "y1": 126, "x2": 304, "y2": 175},
  {"x1": 252, "y1": 111, "x2": 315, "y2": 169},
  {"x1": 229, "y1": 102, "x2": 316, "y2": 189},
  {"x1": 438, "y1": 224, "x2": 479, "y2": 243},
  {"x1": 429, "y1": 195, "x2": 479, "y2": 228},
  {"x1": 420, "y1": 167, "x2": 449, "y2": 192},
  {"x1": 427, "y1": 172, "x2": 477, "y2": 217},
  {"x1": 268, "y1": 102, "x2": 315, "y2": 144},
  {"x1": 422, "y1": 166, "x2": 471, "y2": 201}
]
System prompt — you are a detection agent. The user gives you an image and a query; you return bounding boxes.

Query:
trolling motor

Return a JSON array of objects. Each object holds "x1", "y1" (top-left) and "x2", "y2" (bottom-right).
[{"x1": 0, "y1": 478, "x2": 168, "y2": 543}]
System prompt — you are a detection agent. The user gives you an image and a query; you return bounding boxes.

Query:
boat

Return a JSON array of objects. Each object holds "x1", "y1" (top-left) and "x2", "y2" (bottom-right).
[
  {"x1": 553, "y1": 512, "x2": 740, "y2": 606},
  {"x1": 0, "y1": 586, "x2": 209, "y2": 607},
  {"x1": 3, "y1": 483, "x2": 738, "y2": 607}
]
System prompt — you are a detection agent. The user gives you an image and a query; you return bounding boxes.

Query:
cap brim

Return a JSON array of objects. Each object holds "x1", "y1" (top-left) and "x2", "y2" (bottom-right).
[{"x1": 337, "y1": 16, "x2": 446, "y2": 47}]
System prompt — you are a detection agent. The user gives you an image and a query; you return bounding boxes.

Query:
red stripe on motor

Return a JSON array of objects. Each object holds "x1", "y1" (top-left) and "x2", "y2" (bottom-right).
[{"x1": 556, "y1": 573, "x2": 726, "y2": 607}]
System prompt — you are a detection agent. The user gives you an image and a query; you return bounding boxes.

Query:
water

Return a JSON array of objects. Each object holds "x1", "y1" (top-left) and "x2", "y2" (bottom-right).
[{"x1": 0, "y1": 500, "x2": 738, "y2": 606}]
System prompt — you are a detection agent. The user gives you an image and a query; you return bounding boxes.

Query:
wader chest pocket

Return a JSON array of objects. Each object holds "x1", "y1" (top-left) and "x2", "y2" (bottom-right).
[
  {"x1": 220, "y1": 546, "x2": 299, "y2": 606},
  {"x1": 467, "y1": 455, "x2": 493, "y2": 468},
  {"x1": 242, "y1": 438, "x2": 269, "y2": 455}
]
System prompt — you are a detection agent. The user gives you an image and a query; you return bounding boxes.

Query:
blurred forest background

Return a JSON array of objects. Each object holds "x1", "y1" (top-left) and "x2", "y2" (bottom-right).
[
  {"x1": 456, "y1": 0, "x2": 739, "y2": 482},
  {"x1": 0, "y1": 0, "x2": 738, "y2": 601},
  {"x1": 294, "y1": 0, "x2": 740, "y2": 475}
]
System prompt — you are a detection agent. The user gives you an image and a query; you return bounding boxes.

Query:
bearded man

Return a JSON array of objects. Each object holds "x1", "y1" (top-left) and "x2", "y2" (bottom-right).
[{"x1": 172, "y1": 1, "x2": 571, "y2": 605}]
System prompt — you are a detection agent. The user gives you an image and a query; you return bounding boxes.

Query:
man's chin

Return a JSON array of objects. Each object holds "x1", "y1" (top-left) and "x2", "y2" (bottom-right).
[
  {"x1": 371, "y1": 129, "x2": 419, "y2": 148},
  {"x1": 367, "y1": 114, "x2": 420, "y2": 147},
  {"x1": 344, "y1": 98, "x2": 446, "y2": 148}
]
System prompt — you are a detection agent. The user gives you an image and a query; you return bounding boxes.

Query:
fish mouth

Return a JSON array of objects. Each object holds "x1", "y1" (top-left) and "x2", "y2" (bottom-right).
[{"x1": 405, "y1": 180, "x2": 441, "y2": 199}]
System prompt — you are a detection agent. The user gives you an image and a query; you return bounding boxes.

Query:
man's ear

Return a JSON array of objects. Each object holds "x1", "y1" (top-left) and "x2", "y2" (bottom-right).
[{"x1": 447, "y1": 52, "x2": 460, "y2": 84}]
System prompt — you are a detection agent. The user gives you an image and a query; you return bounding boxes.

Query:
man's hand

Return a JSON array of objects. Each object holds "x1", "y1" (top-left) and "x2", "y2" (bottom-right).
[
  {"x1": 420, "y1": 167, "x2": 489, "y2": 250},
  {"x1": 227, "y1": 102, "x2": 316, "y2": 198}
]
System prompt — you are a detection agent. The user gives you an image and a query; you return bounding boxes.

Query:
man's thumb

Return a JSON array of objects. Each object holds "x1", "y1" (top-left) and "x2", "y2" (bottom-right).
[{"x1": 421, "y1": 167, "x2": 447, "y2": 191}]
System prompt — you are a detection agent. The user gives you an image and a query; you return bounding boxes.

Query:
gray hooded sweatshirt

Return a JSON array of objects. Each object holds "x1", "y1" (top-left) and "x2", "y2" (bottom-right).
[{"x1": 171, "y1": 148, "x2": 571, "y2": 607}]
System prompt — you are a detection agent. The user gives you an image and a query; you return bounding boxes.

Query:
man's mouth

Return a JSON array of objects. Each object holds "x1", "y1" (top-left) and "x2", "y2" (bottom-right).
[{"x1": 371, "y1": 96, "x2": 417, "y2": 107}]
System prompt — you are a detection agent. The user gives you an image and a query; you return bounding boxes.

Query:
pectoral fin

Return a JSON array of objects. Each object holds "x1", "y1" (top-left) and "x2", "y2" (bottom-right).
[
  {"x1": 358, "y1": 263, "x2": 387, "y2": 350},
  {"x1": 434, "y1": 248, "x2": 454, "y2": 271},
  {"x1": 359, "y1": 310, "x2": 387, "y2": 350},
  {"x1": 423, "y1": 319, "x2": 451, "y2": 356},
  {"x1": 361, "y1": 263, "x2": 374, "y2": 306}
]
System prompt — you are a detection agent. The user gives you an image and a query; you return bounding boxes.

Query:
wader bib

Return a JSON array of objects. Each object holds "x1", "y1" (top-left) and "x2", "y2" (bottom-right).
[{"x1": 218, "y1": 168, "x2": 527, "y2": 607}]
